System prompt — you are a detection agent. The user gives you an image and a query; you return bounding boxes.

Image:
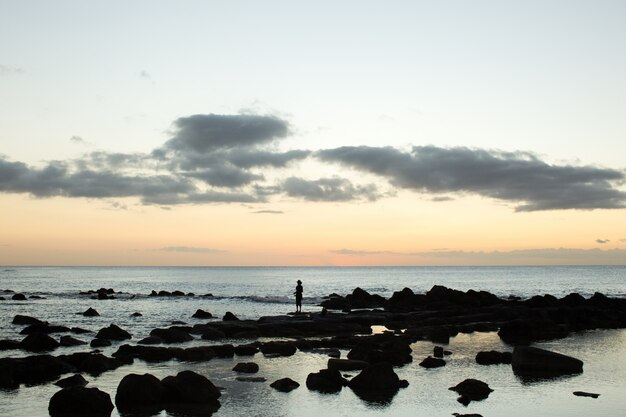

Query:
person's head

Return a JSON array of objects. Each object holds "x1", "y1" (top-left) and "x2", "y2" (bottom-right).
[{"x1": 297, "y1": 280, "x2": 302, "y2": 284}]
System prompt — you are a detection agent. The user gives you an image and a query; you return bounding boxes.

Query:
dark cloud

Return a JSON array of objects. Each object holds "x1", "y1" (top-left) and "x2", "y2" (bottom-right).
[
  {"x1": 157, "y1": 246, "x2": 225, "y2": 254},
  {"x1": 164, "y1": 114, "x2": 290, "y2": 153},
  {"x1": 227, "y1": 149, "x2": 310, "y2": 168},
  {"x1": 318, "y1": 145, "x2": 626, "y2": 211},
  {"x1": 185, "y1": 164, "x2": 264, "y2": 187},
  {"x1": 69, "y1": 135, "x2": 85, "y2": 143},
  {"x1": 596, "y1": 239, "x2": 610, "y2": 244},
  {"x1": 282, "y1": 177, "x2": 382, "y2": 202}
]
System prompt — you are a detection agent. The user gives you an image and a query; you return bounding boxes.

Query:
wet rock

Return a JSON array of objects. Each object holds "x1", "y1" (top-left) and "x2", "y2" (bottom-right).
[
  {"x1": 96, "y1": 324, "x2": 131, "y2": 340},
  {"x1": 59, "y1": 335, "x2": 87, "y2": 346},
  {"x1": 150, "y1": 327, "x2": 193, "y2": 344},
  {"x1": 328, "y1": 358, "x2": 369, "y2": 371},
  {"x1": 115, "y1": 373, "x2": 167, "y2": 415},
  {"x1": 561, "y1": 293, "x2": 586, "y2": 307},
  {"x1": 131, "y1": 312, "x2": 142, "y2": 317},
  {"x1": 82, "y1": 307, "x2": 100, "y2": 317},
  {"x1": 12, "y1": 314, "x2": 45, "y2": 325},
  {"x1": 347, "y1": 334, "x2": 412, "y2": 366},
  {"x1": 306, "y1": 368, "x2": 347, "y2": 393},
  {"x1": 20, "y1": 333, "x2": 60, "y2": 352},
  {"x1": 452, "y1": 414, "x2": 484, "y2": 417},
  {"x1": 201, "y1": 328, "x2": 227, "y2": 340},
  {"x1": 475, "y1": 350, "x2": 512, "y2": 365},
  {"x1": 429, "y1": 327, "x2": 450, "y2": 344},
  {"x1": 0, "y1": 339, "x2": 20, "y2": 350},
  {"x1": 172, "y1": 320, "x2": 187, "y2": 325},
  {"x1": 311, "y1": 348, "x2": 341, "y2": 358},
  {"x1": 171, "y1": 290, "x2": 185, "y2": 296},
  {"x1": 233, "y1": 362, "x2": 259, "y2": 373},
  {"x1": 91, "y1": 338, "x2": 112, "y2": 348},
  {"x1": 449, "y1": 379, "x2": 493, "y2": 405},
  {"x1": 223, "y1": 311, "x2": 239, "y2": 321},
  {"x1": 419, "y1": 356, "x2": 446, "y2": 368},
  {"x1": 498, "y1": 319, "x2": 534, "y2": 345},
  {"x1": 49, "y1": 386, "x2": 114, "y2": 417},
  {"x1": 434, "y1": 346, "x2": 444, "y2": 358},
  {"x1": 234, "y1": 343, "x2": 260, "y2": 356},
  {"x1": 20, "y1": 324, "x2": 70, "y2": 335},
  {"x1": 11, "y1": 293, "x2": 27, "y2": 301},
  {"x1": 161, "y1": 370, "x2": 221, "y2": 406},
  {"x1": 348, "y1": 362, "x2": 408, "y2": 402},
  {"x1": 261, "y1": 341, "x2": 297, "y2": 357},
  {"x1": 138, "y1": 336, "x2": 163, "y2": 345},
  {"x1": 193, "y1": 309, "x2": 213, "y2": 319},
  {"x1": 62, "y1": 352, "x2": 127, "y2": 376},
  {"x1": 271, "y1": 377, "x2": 300, "y2": 392},
  {"x1": 512, "y1": 346, "x2": 583, "y2": 377},
  {"x1": 70, "y1": 327, "x2": 91, "y2": 334},
  {"x1": 0, "y1": 355, "x2": 73, "y2": 388},
  {"x1": 54, "y1": 374, "x2": 88, "y2": 388},
  {"x1": 573, "y1": 391, "x2": 600, "y2": 398}
]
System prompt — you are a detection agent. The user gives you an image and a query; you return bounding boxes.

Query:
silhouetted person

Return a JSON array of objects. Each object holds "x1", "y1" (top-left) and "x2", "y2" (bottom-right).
[{"x1": 294, "y1": 280, "x2": 303, "y2": 313}]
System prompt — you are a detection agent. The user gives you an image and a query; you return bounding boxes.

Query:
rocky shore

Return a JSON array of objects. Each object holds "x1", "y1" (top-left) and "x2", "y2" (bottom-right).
[{"x1": 2, "y1": 285, "x2": 625, "y2": 416}]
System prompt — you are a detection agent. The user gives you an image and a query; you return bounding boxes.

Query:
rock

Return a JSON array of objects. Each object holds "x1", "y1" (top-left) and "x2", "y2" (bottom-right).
[
  {"x1": 311, "y1": 348, "x2": 341, "y2": 358},
  {"x1": 0, "y1": 339, "x2": 20, "y2": 350},
  {"x1": 150, "y1": 327, "x2": 193, "y2": 344},
  {"x1": 172, "y1": 320, "x2": 187, "y2": 325},
  {"x1": 131, "y1": 312, "x2": 142, "y2": 317},
  {"x1": 138, "y1": 336, "x2": 163, "y2": 345},
  {"x1": 429, "y1": 328, "x2": 450, "y2": 344},
  {"x1": 261, "y1": 341, "x2": 297, "y2": 357},
  {"x1": 12, "y1": 314, "x2": 45, "y2": 325},
  {"x1": 158, "y1": 290, "x2": 171, "y2": 297},
  {"x1": 236, "y1": 376, "x2": 266, "y2": 382},
  {"x1": 348, "y1": 362, "x2": 408, "y2": 402},
  {"x1": 171, "y1": 290, "x2": 185, "y2": 296},
  {"x1": 449, "y1": 379, "x2": 493, "y2": 405},
  {"x1": 49, "y1": 386, "x2": 114, "y2": 417},
  {"x1": 347, "y1": 334, "x2": 413, "y2": 366},
  {"x1": 0, "y1": 355, "x2": 74, "y2": 388},
  {"x1": 96, "y1": 324, "x2": 131, "y2": 340},
  {"x1": 419, "y1": 356, "x2": 446, "y2": 368},
  {"x1": 232, "y1": 362, "x2": 259, "y2": 373},
  {"x1": 434, "y1": 346, "x2": 444, "y2": 358},
  {"x1": 82, "y1": 307, "x2": 100, "y2": 317},
  {"x1": 561, "y1": 293, "x2": 586, "y2": 307},
  {"x1": 328, "y1": 358, "x2": 370, "y2": 371},
  {"x1": 59, "y1": 335, "x2": 87, "y2": 346},
  {"x1": 20, "y1": 333, "x2": 60, "y2": 352},
  {"x1": 475, "y1": 350, "x2": 512, "y2": 365},
  {"x1": 192, "y1": 309, "x2": 213, "y2": 318},
  {"x1": 452, "y1": 414, "x2": 484, "y2": 417},
  {"x1": 201, "y1": 328, "x2": 227, "y2": 340},
  {"x1": 573, "y1": 391, "x2": 600, "y2": 398},
  {"x1": 512, "y1": 346, "x2": 583, "y2": 377},
  {"x1": 11, "y1": 293, "x2": 27, "y2": 301},
  {"x1": 70, "y1": 327, "x2": 91, "y2": 334},
  {"x1": 271, "y1": 377, "x2": 300, "y2": 392},
  {"x1": 223, "y1": 311, "x2": 239, "y2": 321},
  {"x1": 306, "y1": 369, "x2": 347, "y2": 393},
  {"x1": 54, "y1": 374, "x2": 88, "y2": 388},
  {"x1": 20, "y1": 324, "x2": 70, "y2": 335},
  {"x1": 65, "y1": 352, "x2": 127, "y2": 376},
  {"x1": 161, "y1": 370, "x2": 221, "y2": 405},
  {"x1": 90, "y1": 338, "x2": 112, "y2": 348},
  {"x1": 115, "y1": 373, "x2": 167, "y2": 414},
  {"x1": 234, "y1": 343, "x2": 259, "y2": 356}
]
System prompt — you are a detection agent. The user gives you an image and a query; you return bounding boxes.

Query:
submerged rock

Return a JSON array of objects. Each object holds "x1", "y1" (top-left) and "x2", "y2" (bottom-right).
[
  {"x1": 449, "y1": 379, "x2": 493, "y2": 405},
  {"x1": 115, "y1": 373, "x2": 167, "y2": 415},
  {"x1": 54, "y1": 374, "x2": 88, "y2": 388},
  {"x1": 475, "y1": 350, "x2": 512, "y2": 365},
  {"x1": 82, "y1": 307, "x2": 100, "y2": 317},
  {"x1": 270, "y1": 377, "x2": 300, "y2": 392},
  {"x1": 573, "y1": 391, "x2": 600, "y2": 398},
  {"x1": 306, "y1": 369, "x2": 347, "y2": 393},
  {"x1": 96, "y1": 324, "x2": 131, "y2": 340},
  {"x1": 328, "y1": 358, "x2": 369, "y2": 371},
  {"x1": 232, "y1": 362, "x2": 259, "y2": 373},
  {"x1": 193, "y1": 309, "x2": 213, "y2": 318},
  {"x1": 348, "y1": 362, "x2": 408, "y2": 402},
  {"x1": 419, "y1": 356, "x2": 446, "y2": 368},
  {"x1": 12, "y1": 314, "x2": 45, "y2": 325},
  {"x1": 20, "y1": 333, "x2": 60, "y2": 352},
  {"x1": 223, "y1": 311, "x2": 239, "y2": 321},
  {"x1": 59, "y1": 335, "x2": 87, "y2": 347}
]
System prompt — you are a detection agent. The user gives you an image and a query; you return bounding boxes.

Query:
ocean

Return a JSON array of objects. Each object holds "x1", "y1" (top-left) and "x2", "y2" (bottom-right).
[{"x1": 1, "y1": 266, "x2": 625, "y2": 416}]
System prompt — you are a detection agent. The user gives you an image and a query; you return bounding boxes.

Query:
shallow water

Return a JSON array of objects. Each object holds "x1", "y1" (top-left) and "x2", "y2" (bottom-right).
[{"x1": 1, "y1": 266, "x2": 625, "y2": 416}]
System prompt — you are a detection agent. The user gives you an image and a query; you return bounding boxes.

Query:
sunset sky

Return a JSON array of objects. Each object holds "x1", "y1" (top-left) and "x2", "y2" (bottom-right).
[{"x1": 1, "y1": 0, "x2": 625, "y2": 266}]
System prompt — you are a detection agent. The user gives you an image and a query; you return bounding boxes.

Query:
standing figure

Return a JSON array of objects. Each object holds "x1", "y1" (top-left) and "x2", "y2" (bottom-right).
[{"x1": 294, "y1": 280, "x2": 303, "y2": 313}]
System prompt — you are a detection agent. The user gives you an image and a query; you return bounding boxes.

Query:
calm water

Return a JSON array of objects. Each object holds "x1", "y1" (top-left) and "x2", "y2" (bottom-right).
[{"x1": 1, "y1": 266, "x2": 625, "y2": 416}]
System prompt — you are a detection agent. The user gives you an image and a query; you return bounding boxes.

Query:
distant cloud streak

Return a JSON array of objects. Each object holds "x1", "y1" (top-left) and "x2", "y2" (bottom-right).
[
  {"x1": 157, "y1": 246, "x2": 225, "y2": 254},
  {"x1": 596, "y1": 239, "x2": 610, "y2": 244}
]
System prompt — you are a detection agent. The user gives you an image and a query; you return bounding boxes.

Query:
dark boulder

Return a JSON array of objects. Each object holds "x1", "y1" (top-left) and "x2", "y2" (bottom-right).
[
  {"x1": 138, "y1": 336, "x2": 163, "y2": 345},
  {"x1": 131, "y1": 312, "x2": 143, "y2": 317},
  {"x1": 91, "y1": 338, "x2": 112, "y2": 348},
  {"x1": 0, "y1": 354, "x2": 73, "y2": 388},
  {"x1": 475, "y1": 350, "x2": 512, "y2": 365},
  {"x1": 20, "y1": 333, "x2": 60, "y2": 352},
  {"x1": 512, "y1": 346, "x2": 583, "y2": 377},
  {"x1": 20, "y1": 323, "x2": 70, "y2": 335},
  {"x1": 161, "y1": 370, "x2": 221, "y2": 406},
  {"x1": 573, "y1": 391, "x2": 600, "y2": 398},
  {"x1": 82, "y1": 307, "x2": 100, "y2": 317},
  {"x1": 70, "y1": 327, "x2": 91, "y2": 334},
  {"x1": 201, "y1": 328, "x2": 227, "y2": 340},
  {"x1": 433, "y1": 346, "x2": 444, "y2": 358},
  {"x1": 12, "y1": 314, "x2": 45, "y2": 325},
  {"x1": 171, "y1": 290, "x2": 185, "y2": 296},
  {"x1": 261, "y1": 341, "x2": 297, "y2": 357},
  {"x1": 54, "y1": 374, "x2": 88, "y2": 388},
  {"x1": 348, "y1": 362, "x2": 408, "y2": 402},
  {"x1": 192, "y1": 309, "x2": 213, "y2": 318},
  {"x1": 561, "y1": 293, "x2": 585, "y2": 307},
  {"x1": 232, "y1": 362, "x2": 259, "y2": 373},
  {"x1": 328, "y1": 358, "x2": 369, "y2": 371},
  {"x1": 59, "y1": 335, "x2": 87, "y2": 346},
  {"x1": 449, "y1": 379, "x2": 493, "y2": 405},
  {"x1": 0, "y1": 339, "x2": 20, "y2": 350},
  {"x1": 498, "y1": 319, "x2": 534, "y2": 345},
  {"x1": 234, "y1": 343, "x2": 259, "y2": 356},
  {"x1": 306, "y1": 368, "x2": 347, "y2": 393},
  {"x1": 96, "y1": 324, "x2": 131, "y2": 340},
  {"x1": 150, "y1": 327, "x2": 193, "y2": 344},
  {"x1": 223, "y1": 311, "x2": 239, "y2": 321},
  {"x1": 270, "y1": 377, "x2": 300, "y2": 392},
  {"x1": 12, "y1": 293, "x2": 27, "y2": 301},
  {"x1": 49, "y1": 386, "x2": 114, "y2": 417},
  {"x1": 419, "y1": 356, "x2": 446, "y2": 368},
  {"x1": 115, "y1": 373, "x2": 167, "y2": 414}
]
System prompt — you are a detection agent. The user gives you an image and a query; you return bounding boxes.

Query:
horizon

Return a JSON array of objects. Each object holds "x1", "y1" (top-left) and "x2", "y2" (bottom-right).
[{"x1": 2, "y1": 1, "x2": 626, "y2": 266}]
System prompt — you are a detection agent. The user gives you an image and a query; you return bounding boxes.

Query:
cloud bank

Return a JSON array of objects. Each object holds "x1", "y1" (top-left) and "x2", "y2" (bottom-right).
[{"x1": 1, "y1": 113, "x2": 625, "y2": 211}]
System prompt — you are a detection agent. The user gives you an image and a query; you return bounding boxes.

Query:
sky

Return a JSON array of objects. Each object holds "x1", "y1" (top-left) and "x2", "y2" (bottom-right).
[{"x1": 1, "y1": 0, "x2": 625, "y2": 266}]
